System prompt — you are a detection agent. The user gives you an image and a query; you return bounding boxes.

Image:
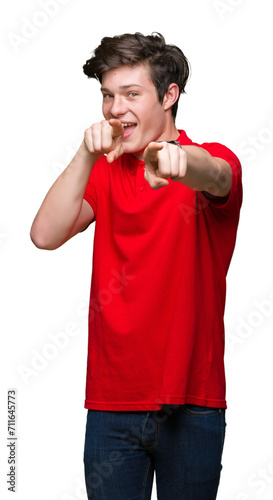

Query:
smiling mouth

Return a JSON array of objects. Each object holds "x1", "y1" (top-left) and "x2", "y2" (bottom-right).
[{"x1": 122, "y1": 123, "x2": 137, "y2": 139}]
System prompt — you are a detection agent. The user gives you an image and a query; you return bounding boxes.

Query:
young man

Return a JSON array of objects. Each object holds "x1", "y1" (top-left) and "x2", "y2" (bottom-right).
[{"x1": 30, "y1": 33, "x2": 242, "y2": 500}]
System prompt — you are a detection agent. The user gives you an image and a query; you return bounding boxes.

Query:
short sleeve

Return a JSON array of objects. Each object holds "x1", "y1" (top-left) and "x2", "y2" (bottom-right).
[
  {"x1": 83, "y1": 162, "x2": 98, "y2": 220},
  {"x1": 200, "y1": 142, "x2": 243, "y2": 217}
]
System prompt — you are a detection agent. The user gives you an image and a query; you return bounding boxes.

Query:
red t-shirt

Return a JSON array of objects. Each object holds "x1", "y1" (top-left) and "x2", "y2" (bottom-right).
[{"x1": 83, "y1": 130, "x2": 242, "y2": 411}]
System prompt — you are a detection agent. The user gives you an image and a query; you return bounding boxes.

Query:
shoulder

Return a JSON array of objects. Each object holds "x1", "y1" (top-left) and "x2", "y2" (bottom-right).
[{"x1": 179, "y1": 131, "x2": 242, "y2": 214}]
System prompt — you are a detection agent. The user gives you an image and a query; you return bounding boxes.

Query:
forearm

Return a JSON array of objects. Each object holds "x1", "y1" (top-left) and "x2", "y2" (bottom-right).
[
  {"x1": 30, "y1": 141, "x2": 100, "y2": 249},
  {"x1": 180, "y1": 146, "x2": 232, "y2": 196}
]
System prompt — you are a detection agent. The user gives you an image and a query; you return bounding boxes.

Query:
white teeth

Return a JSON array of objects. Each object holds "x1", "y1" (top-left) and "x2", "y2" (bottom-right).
[{"x1": 122, "y1": 123, "x2": 134, "y2": 127}]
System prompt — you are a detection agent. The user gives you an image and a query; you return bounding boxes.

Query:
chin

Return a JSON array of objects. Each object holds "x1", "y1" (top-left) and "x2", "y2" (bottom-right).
[
  {"x1": 124, "y1": 144, "x2": 144, "y2": 158},
  {"x1": 123, "y1": 138, "x2": 147, "y2": 155},
  {"x1": 123, "y1": 142, "x2": 139, "y2": 153}
]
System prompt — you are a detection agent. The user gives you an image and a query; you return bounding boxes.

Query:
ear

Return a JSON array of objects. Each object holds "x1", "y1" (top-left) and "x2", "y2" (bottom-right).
[{"x1": 163, "y1": 83, "x2": 179, "y2": 111}]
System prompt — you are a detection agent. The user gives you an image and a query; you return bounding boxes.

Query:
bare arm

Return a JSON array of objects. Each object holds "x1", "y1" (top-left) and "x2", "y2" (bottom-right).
[
  {"x1": 30, "y1": 119, "x2": 124, "y2": 250},
  {"x1": 144, "y1": 142, "x2": 232, "y2": 196},
  {"x1": 179, "y1": 145, "x2": 232, "y2": 196},
  {"x1": 30, "y1": 141, "x2": 98, "y2": 250}
]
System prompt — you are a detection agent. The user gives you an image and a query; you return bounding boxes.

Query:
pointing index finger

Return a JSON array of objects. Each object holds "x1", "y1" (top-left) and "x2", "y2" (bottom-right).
[
  {"x1": 144, "y1": 141, "x2": 164, "y2": 165},
  {"x1": 108, "y1": 119, "x2": 124, "y2": 138},
  {"x1": 144, "y1": 142, "x2": 169, "y2": 189}
]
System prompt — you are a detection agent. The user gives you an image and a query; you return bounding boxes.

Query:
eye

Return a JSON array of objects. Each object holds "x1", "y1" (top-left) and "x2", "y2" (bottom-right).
[
  {"x1": 102, "y1": 93, "x2": 113, "y2": 99},
  {"x1": 128, "y1": 92, "x2": 138, "y2": 98}
]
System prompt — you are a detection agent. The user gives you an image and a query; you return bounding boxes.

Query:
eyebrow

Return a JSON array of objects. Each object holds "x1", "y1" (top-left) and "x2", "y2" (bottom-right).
[{"x1": 100, "y1": 84, "x2": 143, "y2": 92}]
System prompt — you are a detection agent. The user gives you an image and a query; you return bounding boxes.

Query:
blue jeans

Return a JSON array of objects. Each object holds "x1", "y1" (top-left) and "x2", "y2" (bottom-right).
[{"x1": 84, "y1": 404, "x2": 226, "y2": 500}]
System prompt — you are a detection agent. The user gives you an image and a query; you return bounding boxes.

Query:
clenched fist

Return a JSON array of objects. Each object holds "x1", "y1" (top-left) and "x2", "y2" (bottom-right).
[{"x1": 83, "y1": 119, "x2": 124, "y2": 163}]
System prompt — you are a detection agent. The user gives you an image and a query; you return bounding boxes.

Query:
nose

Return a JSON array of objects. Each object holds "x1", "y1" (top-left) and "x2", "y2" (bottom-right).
[{"x1": 110, "y1": 96, "x2": 128, "y2": 118}]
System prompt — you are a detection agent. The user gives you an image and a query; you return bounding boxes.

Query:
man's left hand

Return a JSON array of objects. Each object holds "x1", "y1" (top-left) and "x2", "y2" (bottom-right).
[{"x1": 143, "y1": 142, "x2": 187, "y2": 190}]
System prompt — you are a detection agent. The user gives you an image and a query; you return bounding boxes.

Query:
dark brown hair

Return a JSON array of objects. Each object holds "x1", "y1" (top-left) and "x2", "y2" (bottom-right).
[{"x1": 83, "y1": 32, "x2": 190, "y2": 120}]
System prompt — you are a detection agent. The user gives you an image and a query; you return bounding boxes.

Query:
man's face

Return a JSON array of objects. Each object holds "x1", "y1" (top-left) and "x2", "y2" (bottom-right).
[{"x1": 101, "y1": 64, "x2": 174, "y2": 159}]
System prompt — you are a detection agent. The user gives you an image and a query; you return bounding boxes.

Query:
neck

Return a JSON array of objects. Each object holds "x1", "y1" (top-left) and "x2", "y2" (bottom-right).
[{"x1": 158, "y1": 123, "x2": 180, "y2": 143}]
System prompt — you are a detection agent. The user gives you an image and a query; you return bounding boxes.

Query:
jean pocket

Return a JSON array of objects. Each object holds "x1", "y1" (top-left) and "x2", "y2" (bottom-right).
[{"x1": 183, "y1": 404, "x2": 223, "y2": 415}]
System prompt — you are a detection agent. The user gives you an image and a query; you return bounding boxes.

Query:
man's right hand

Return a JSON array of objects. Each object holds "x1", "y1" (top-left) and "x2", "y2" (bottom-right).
[{"x1": 83, "y1": 119, "x2": 124, "y2": 163}]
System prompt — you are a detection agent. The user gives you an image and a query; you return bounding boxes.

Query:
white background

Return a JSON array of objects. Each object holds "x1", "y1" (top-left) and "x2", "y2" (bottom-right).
[{"x1": 1, "y1": 0, "x2": 273, "y2": 499}]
